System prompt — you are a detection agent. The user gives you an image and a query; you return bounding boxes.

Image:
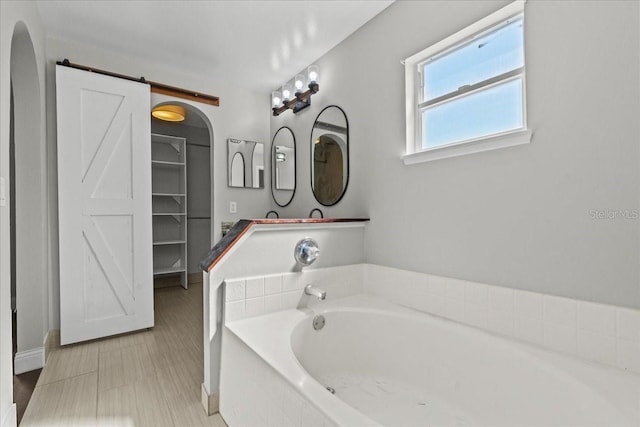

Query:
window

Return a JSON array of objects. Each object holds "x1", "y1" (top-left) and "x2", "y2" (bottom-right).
[{"x1": 403, "y1": 0, "x2": 531, "y2": 164}]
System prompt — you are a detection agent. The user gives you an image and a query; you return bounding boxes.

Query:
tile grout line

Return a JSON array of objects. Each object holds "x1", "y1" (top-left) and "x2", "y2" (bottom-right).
[
  {"x1": 95, "y1": 347, "x2": 102, "y2": 421},
  {"x1": 36, "y1": 367, "x2": 99, "y2": 388},
  {"x1": 94, "y1": 352, "x2": 99, "y2": 421}
]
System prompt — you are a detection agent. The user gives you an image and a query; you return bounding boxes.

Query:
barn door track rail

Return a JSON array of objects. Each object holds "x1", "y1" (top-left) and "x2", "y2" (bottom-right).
[{"x1": 57, "y1": 59, "x2": 220, "y2": 107}]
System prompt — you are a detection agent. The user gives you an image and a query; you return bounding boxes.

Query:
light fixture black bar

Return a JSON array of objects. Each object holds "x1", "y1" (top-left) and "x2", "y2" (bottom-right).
[{"x1": 272, "y1": 83, "x2": 319, "y2": 116}]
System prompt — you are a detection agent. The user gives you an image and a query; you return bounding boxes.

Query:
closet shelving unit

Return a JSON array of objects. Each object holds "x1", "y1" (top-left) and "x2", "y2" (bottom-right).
[{"x1": 151, "y1": 133, "x2": 188, "y2": 288}]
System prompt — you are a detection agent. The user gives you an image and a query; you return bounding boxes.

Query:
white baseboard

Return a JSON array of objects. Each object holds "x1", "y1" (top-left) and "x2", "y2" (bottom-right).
[
  {"x1": 201, "y1": 383, "x2": 219, "y2": 415},
  {"x1": 44, "y1": 329, "x2": 60, "y2": 362},
  {"x1": 1, "y1": 404, "x2": 16, "y2": 427},
  {"x1": 14, "y1": 347, "x2": 44, "y2": 374}
]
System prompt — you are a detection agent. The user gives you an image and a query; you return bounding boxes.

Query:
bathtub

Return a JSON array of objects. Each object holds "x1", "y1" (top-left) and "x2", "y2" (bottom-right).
[{"x1": 221, "y1": 294, "x2": 640, "y2": 426}]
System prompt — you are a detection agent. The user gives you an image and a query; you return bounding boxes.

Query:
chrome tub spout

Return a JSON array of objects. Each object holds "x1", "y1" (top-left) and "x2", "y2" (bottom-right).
[{"x1": 304, "y1": 284, "x2": 326, "y2": 301}]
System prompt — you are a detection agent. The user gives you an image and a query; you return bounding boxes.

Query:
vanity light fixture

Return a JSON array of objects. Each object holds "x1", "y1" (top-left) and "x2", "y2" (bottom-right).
[
  {"x1": 152, "y1": 104, "x2": 186, "y2": 122},
  {"x1": 272, "y1": 65, "x2": 320, "y2": 116}
]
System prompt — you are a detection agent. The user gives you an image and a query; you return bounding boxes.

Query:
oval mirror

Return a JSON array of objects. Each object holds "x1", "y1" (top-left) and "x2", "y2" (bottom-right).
[
  {"x1": 311, "y1": 106, "x2": 349, "y2": 206},
  {"x1": 271, "y1": 126, "x2": 296, "y2": 207}
]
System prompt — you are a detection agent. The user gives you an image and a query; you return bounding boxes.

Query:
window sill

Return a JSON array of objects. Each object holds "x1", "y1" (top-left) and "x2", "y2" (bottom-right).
[{"x1": 402, "y1": 129, "x2": 532, "y2": 165}]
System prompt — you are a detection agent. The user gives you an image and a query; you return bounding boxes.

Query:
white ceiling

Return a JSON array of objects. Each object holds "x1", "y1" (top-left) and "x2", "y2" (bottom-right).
[{"x1": 36, "y1": 0, "x2": 394, "y2": 93}]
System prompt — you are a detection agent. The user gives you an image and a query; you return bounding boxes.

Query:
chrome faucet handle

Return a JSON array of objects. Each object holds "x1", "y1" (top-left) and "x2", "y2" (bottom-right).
[{"x1": 294, "y1": 237, "x2": 319, "y2": 266}]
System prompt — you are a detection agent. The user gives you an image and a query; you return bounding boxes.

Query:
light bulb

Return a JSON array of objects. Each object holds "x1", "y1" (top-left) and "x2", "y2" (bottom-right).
[
  {"x1": 307, "y1": 65, "x2": 319, "y2": 84},
  {"x1": 294, "y1": 74, "x2": 305, "y2": 93},
  {"x1": 282, "y1": 83, "x2": 293, "y2": 102},
  {"x1": 272, "y1": 91, "x2": 282, "y2": 108}
]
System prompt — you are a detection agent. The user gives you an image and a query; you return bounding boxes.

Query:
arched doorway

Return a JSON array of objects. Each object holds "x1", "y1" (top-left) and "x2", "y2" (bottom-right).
[
  {"x1": 149, "y1": 99, "x2": 214, "y2": 404},
  {"x1": 10, "y1": 20, "x2": 47, "y2": 422},
  {"x1": 149, "y1": 100, "x2": 214, "y2": 288}
]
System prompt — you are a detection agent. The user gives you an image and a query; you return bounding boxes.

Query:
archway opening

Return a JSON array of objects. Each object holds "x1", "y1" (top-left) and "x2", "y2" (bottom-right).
[
  {"x1": 10, "y1": 20, "x2": 46, "y2": 424},
  {"x1": 150, "y1": 101, "x2": 214, "y2": 289}
]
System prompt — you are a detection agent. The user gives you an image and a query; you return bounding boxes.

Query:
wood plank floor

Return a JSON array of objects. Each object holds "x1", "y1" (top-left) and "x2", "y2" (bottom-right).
[{"x1": 20, "y1": 282, "x2": 227, "y2": 427}]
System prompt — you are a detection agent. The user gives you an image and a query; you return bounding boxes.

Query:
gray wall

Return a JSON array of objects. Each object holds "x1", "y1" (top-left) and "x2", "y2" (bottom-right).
[
  {"x1": 271, "y1": 0, "x2": 640, "y2": 309},
  {"x1": 9, "y1": 85, "x2": 15, "y2": 311}
]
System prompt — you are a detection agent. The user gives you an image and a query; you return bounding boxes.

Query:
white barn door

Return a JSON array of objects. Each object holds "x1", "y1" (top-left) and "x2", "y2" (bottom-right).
[{"x1": 56, "y1": 65, "x2": 154, "y2": 345}]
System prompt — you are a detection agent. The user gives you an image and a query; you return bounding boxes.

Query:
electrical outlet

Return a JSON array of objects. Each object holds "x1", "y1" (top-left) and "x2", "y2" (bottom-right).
[{"x1": 229, "y1": 201, "x2": 237, "y2": 214}]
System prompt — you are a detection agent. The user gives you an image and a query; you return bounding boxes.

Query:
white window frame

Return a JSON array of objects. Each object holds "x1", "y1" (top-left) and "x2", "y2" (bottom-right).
[{"x1": 403, "y1": 0, "x2": 531, "y2": 165}]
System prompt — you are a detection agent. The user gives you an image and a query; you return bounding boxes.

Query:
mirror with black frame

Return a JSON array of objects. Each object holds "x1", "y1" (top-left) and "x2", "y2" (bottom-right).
[
  {"x1": 271, "y1": 126, "x2": 296, "y2": 207},
  {"x1": 227, "y1": 138, "x2": 264, "y2": 188},
  {"x1": 310, "y1": 106, "x2": 349, "y2": 206}
]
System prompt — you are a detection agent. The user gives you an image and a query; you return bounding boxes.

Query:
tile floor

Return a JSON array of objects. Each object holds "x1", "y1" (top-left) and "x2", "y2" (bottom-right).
[
  {"x1": 20, "y1": 282, "x2": 227, "y2": 427},
  {"x1": 13, "y1": 368, "x2": 41, "y2": 424}
]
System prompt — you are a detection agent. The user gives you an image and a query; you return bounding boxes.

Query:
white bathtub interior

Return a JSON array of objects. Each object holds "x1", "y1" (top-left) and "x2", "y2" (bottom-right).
[
  {"x1": 219, "y1": 263, "x2": 640, "y2": 427},
  {"x1": 291, "y1": 298, "x2": 638, "y2": 426}
]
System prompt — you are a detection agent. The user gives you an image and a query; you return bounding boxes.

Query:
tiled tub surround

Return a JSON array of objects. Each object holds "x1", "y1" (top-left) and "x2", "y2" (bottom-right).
[
  {"x1": 223, "y1": 264, "x2": 640, "y2": 373},
  {"x1": 363, "y1": 264, "x2": 640, "y2": 374},
  {"x1": 223, "y1": 264, "x2": 364, "y2": 322},
  {"x1": 219, "y1": 264, "x2": 640, "y2": 426}
]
